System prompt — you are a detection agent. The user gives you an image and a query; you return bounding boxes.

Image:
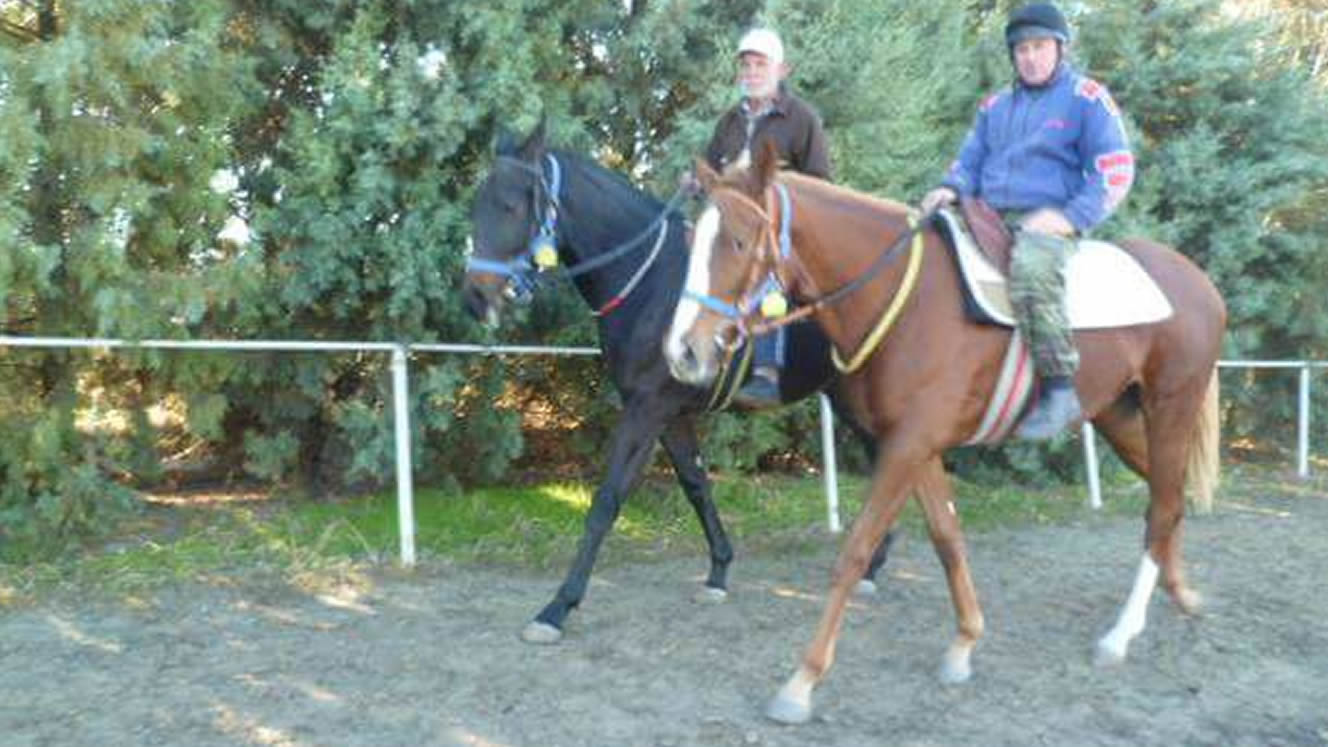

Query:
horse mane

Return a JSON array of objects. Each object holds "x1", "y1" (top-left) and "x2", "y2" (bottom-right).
[
  {"x1": 493, "y1": 133, "x2": 674, "y2": 219},
  {"x1": 546, "y1": 147, "x2": 676, "y2": 220},
  {"x1": 777, "y1": 171, "x2": 915, "y2": 219},
  {"x1": 563, "y1": 150, "x2": 673, "y2": 217},
  {"x1": 712, "y1": 162, "x2": 914, "y2": 220}
]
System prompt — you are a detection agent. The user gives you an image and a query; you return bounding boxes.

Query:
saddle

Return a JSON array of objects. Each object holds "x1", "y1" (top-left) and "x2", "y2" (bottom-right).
[
  {"x1": 929, "y1": 204, "x2": 1175, "y2": 444},
  {"x1": 959, "y1": 197, "x2": 1013, "y2": 274},
  {"x1": 933, "y1": 206, "x2": 1173, "y2": 329}
]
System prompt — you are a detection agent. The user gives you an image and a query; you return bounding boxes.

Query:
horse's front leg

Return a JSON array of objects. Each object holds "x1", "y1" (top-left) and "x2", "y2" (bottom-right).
[
  {"x1": 766, "y1": 442, "x2": 927, "y2": 724},
  {"x1": 825, "y1": 388, "x2": 899, "y2": 596},
  {"x1": 658, "y1": 416, "x2": 733, "y2": 602},
  {"x1": 522, "y1": 403, "x2": 667, "y2": 644}
]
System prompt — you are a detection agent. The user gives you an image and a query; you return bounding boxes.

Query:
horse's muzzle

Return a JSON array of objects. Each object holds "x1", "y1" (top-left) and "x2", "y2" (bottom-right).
[
  {"x1": 462, "y1": 280, "x2": 506, "y2": 329},
  {"x1": 664, "y1": 333, "x2": 716, "y2": 386}
]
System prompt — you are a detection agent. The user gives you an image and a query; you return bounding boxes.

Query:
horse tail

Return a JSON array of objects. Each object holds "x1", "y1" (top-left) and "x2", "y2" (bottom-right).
[{"x1": 1185, "y1": 367, "x2": 1221, "y2": 514}]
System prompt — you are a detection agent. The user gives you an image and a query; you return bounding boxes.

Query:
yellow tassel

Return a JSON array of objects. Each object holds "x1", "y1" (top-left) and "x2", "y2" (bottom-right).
[
  {"x1": 532, "y1": 239, "x2": 558, "y2": 269},
  {"x1": 760, "y1": 291, "x2": 788, "y2": 318}
]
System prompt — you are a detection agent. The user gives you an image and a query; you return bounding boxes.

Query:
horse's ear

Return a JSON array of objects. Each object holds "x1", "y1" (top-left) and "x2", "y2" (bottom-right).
[
  {"x1": 754, "y1": 138, "x2": 780, "y2": 192},
  {"x1": 694, "y1": 158, "x2": 720, "y2": 192},
  {"x1": 520, "y1": 116, "x2": 547, "y2": 160}
]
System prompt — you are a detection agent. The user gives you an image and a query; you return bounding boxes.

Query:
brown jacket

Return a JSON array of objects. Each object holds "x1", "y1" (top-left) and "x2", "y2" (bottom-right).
[{"x1": 704, "y1": 84, "x2": 833, "y2": 180}]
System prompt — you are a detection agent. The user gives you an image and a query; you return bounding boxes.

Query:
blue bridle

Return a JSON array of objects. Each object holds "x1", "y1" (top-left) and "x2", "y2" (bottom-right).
[
  {"x1": 465, "y1": 153, "x2": 563, "y2": 302},
  {"x1": 683, "y1": 182, "x2": 794, "y2": 321}
]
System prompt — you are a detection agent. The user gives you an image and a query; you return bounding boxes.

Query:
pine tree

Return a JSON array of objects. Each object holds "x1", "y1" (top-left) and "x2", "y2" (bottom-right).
[{"x1": 0, "y1": 1, "x2": 262, "y2": 551}]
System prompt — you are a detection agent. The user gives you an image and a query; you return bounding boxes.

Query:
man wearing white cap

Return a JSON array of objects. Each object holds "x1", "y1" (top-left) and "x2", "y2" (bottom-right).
[
  {"x1": 703, "y1": 27, "x2": 832, "y2": 406},
  {"x1": 704, "y1": 27, "x2": 831, "y2": 180}
]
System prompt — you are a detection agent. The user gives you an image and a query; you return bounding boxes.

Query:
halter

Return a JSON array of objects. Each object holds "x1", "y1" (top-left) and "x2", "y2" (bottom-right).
[
  {"x1": 688, "y1": 179, "x2": 930, "y2": 372},
  {"x1": 682, "y1": 183, "x2": 793, "y2": 326},
  {"x1": 466, "y1": 153, "x2": 687, "y2": 316},
  {"x1": 464, "y1": 153, "x2": 564, "y2": 302}
]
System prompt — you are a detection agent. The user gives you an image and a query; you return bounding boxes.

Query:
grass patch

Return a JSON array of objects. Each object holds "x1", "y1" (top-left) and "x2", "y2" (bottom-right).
[{"x1": 0, "y1": 463, "x2": 1279, "y2": 607}]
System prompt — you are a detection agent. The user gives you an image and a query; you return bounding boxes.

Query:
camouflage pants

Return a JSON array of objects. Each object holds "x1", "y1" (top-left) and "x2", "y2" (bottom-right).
[{"x1": 1008, "y1": 229, "x2": 1079, "y2": 378}]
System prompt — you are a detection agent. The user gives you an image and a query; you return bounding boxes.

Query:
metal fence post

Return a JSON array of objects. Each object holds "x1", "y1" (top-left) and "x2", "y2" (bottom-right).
[
  {"x1": 1299, "y1": 363, "x2": 1311, "y2": 479},
  {"x1": 391, "y1": 345, "x2": 417, "y2": 567},
  {"x1": 1082, "y1": 422, "x2": 1102, "y2": 509},
  {"x1": 819, "y1": 394, "x2": 842, "y2": 533}
]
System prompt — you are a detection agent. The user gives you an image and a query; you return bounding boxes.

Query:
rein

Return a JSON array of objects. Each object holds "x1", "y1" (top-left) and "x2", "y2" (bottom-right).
[{"x1": 828, "y1": 215, "x2": 925, "y2": 373}]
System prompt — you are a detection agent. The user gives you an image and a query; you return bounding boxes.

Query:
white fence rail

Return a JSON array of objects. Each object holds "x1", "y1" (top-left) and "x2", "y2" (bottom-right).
[
  {"x1": 0, "y1": 335, "x2": 597, "y2": 567},
  {"x1": 1, "y1": 335, "x2": 1322, "y2": 566}
]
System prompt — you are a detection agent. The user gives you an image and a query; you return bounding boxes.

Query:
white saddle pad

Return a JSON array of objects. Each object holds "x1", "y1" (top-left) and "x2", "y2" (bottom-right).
[{"x1": 937, "y1": 210, "x2": 1172, "y2": 329}]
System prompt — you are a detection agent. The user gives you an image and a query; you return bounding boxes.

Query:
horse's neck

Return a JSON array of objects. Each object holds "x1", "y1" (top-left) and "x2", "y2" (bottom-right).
[
  {"x1": 558, "y1": 157, "x2": 682, "y2": 313},
  {"x1": 787, "y1": 184, "x2": 921, "y2": 350}
]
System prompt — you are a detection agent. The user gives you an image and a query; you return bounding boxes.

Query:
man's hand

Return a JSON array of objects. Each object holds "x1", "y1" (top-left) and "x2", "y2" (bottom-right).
[
  {"x1": 920, "y1": 186, "x2": 958, "y2": 214},
  {"x1": 1020, "y1": 208, "x2": 1076, "y2": 237}
]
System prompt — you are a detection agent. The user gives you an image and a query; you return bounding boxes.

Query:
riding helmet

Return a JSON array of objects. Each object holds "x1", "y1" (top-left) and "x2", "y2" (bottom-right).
[{"x1": 1005, "y1": 2, "x2": 1071, "y2": 47}]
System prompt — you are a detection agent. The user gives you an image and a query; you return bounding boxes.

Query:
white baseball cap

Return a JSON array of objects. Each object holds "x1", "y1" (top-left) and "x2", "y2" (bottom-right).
[{"x1": 737, "y1": 28, "x2": 784, "y2": 65}]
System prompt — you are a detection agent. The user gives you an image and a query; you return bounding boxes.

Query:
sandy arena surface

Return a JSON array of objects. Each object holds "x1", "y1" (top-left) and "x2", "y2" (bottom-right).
[{"x1": 2, "y1": 485, "x2": 1326, "y2": 746}]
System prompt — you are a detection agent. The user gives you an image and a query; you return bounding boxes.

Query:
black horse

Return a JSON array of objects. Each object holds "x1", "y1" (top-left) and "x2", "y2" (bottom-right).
[{"x1": 463, "y1": 122, "x2": 893, "y2": 644}]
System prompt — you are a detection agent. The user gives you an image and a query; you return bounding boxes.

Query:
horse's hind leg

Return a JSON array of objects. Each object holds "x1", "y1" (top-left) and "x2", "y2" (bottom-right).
[
  {"x1": 1092, "y1": 388, "x2": 1149, "y2": 478},
  {"x1": 859, "y1": 530, "x2": 896, "y2": 595},
  {"x1": 913, "y1": 458, "x2": 984, "y2": 684},
  {"x1": 1141, "y1": 390, "x2": 1205, "y2": 614},
  {"x1": 659, "y1": 416, "x2": 734, "y2": 602},
  {"x1": 523, "y1": 403, "x2": 668, "y2": 644},
  {"x1": 1096, "y1": 380, "x2": 1207, "y2": 664}
]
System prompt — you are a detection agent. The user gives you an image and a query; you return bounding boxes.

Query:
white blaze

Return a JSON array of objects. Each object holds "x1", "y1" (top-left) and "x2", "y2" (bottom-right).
[{"x1": 664, "y1": 205, "x2": 721, "y2": 363}]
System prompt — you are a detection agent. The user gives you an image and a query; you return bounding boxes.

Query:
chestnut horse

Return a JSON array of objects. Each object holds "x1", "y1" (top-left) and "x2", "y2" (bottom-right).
[{"x1": 663, "y1": 143, "x2": 1224, "y2": 724}]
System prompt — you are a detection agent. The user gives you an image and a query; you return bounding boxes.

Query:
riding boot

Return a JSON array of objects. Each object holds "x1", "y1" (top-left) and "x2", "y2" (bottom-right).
[
  {"x1": 734, "y1": 366, "x2": 781, "y2": 409},
  {"x1": 1016, "y1": 376, "x2": 1082, "y2": 440}
]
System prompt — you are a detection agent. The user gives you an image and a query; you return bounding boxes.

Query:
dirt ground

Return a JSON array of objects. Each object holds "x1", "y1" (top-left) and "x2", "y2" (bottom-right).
[{"x1": 2, "y1": 484, "x2": 1326, "y2": 747}]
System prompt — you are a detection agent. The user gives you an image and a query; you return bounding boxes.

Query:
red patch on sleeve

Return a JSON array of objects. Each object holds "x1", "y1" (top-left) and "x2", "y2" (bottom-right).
[
  {"x1": 1077, "y1": 78, "x2": 1121, "y2": 117},
  {"x1": 1095, "y1": 152, "x2": 1135, "y2": 171}
]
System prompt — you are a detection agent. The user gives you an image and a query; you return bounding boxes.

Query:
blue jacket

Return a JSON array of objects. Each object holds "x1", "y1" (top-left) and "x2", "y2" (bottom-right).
[{"x1": 942, "y1": 63, "x2": 1134, "y2": 233}]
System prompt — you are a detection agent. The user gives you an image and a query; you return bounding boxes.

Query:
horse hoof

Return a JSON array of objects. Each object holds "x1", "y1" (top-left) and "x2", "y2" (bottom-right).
[
  {"x1": 1094, "y1": 638, "x2": 1127, "y2": 667},
  {"x1": 693, "y1": 586, "x2": 728, "y2": 604},
  {"x1": 764, "y1": 694, "x2": 812, "y2": 725},
  {"x1": 520, "y1": 621, "x2": 563, "y2": 645},
  {"x1": 938, "y1": 656, "x2": 972, "y2": 685},
  {"x1": 1174, "y1": 587, "x2": 1203, "y2": 616},
  {"x1": 854, "y1": 579, "x2": 878, "y2": 596}
]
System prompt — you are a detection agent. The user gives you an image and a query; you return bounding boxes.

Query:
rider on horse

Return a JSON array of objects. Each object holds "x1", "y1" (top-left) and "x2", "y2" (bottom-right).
[
  {"x1": 702, "y1": 27, "x2": 833, "y2": 407},
  {"x1": 921, "y1": 2, "x2": 1136, "y2": 439}
]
